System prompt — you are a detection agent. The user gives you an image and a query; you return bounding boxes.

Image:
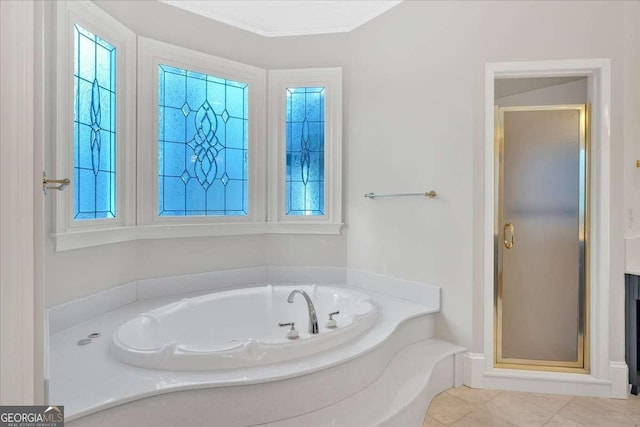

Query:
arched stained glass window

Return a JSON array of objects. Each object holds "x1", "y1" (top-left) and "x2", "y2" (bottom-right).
[
  {"x1": 158, "y1": 65, "x2": 249, "y2": 216},
  {"x1": 73, "y1": 24, "x2": 117, "y2": 220},
  {"x1": 286, "y1": 87, "x2": 325, "y2": 216}
]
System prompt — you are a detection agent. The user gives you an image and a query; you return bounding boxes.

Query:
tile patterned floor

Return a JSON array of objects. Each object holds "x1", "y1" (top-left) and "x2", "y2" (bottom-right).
[{"x1": 424, "y1": 387, "x2": 640, "y2": 427}]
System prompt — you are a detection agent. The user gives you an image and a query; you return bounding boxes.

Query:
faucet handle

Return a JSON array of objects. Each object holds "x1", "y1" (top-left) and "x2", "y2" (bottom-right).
[
  {"x1": 326, "y1": 311, "x2": 340, "y2": 329},
  {"x1": 278, "y1": 322, "x2": 299, "y2": 340},
  {"x1": 278, "y1": 322, "x2": 295, "y2": 329}
]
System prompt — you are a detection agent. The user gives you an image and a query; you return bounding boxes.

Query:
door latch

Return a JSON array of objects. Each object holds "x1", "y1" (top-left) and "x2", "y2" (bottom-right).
[{"x1": 43, "y1": 171, "x2": 70, "y2": 195}]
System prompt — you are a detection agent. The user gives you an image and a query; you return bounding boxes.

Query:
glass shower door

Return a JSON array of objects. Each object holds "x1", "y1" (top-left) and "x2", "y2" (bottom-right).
[{"x1": 495, "y1": 105, "x2": 588, "y2": 372}]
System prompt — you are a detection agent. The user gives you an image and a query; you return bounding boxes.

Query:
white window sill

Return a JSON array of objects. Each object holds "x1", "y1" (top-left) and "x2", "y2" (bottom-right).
[{"x1": 51, "y1": 222, "x2": 344, "y2": 251}]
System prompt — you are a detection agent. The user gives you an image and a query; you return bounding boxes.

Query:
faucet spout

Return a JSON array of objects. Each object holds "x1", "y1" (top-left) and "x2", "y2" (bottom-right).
[{"x1": 287, "y1": 290, "x2": 319, "y2": 334}]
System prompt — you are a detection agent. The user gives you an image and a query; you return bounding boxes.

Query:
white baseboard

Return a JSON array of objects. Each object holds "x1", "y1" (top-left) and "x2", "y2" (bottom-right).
[
  {"x1": 463, "y1": 352, "x2": 630, "y2": 399},
  {"x1": 453, "y1": 352, "x2": 465, "y2": 388},
  {"x1": 609, "y1": 361, "x2": 629, "y2": 399},
  {"x1": 463, "y1": 352, "x2": 485, "y2": 389}
]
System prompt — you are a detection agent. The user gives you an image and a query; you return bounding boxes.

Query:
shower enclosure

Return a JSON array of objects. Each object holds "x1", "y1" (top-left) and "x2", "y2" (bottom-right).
[{"x1": 494, "y1": 104, "x2": 589, "y2": 372}]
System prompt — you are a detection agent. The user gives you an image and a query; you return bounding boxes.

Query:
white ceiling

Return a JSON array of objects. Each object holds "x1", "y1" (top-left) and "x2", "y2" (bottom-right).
[
  {"x1": 495, "y1": 76, "x2": 587, "y2": 99},
  {"x1": 159, "y1": 0, "x2": 403, "y2": 37}
]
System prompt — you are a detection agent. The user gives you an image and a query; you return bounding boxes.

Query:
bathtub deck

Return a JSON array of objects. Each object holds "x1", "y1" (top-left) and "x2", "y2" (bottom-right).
[{"x1": 49, "y1": 286, "x2": 438, "y2": 421}]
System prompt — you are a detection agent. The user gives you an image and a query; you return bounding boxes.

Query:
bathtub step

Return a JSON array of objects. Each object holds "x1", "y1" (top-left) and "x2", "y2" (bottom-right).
[{"x1": 259, "y1": 338, "x2": 464, "y2": 427}]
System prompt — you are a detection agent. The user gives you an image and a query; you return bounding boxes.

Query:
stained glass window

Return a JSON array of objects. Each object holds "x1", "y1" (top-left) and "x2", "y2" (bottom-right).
[
  {"x1": 286, "y1": 87, "x2": 325, "y2": 216},
  {"x1": 158, "y1": 65, "x2": 248, "y2": 216},
  {"x1": 74, "y1": 25, "x2": 117, "y2": 220}
]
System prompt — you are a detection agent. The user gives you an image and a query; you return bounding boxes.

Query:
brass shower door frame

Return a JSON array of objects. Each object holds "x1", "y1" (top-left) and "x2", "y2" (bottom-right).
[{"x1": 494, "y1": 104, "x2": 590, "y2": 373}]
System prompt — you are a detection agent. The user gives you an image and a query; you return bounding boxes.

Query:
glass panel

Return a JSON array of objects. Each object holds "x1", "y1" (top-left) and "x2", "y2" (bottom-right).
[
  {"x1": 73, "y1": 24, "x2": 116, "y2": 220},
  {"x1": 286, "y1": 87, "x2": 325, "y2": 216},
  {"x1": 158, "y1": 65, "x2": 248, "y2": 216},
  {"x1": 501, "y1": 109, "x2": 582, "y2": 362}
]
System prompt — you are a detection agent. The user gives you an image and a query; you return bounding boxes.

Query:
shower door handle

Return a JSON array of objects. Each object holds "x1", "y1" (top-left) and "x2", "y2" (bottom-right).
[{"x1": 504, "y1": 222, "x2": 515, "y2": 249}]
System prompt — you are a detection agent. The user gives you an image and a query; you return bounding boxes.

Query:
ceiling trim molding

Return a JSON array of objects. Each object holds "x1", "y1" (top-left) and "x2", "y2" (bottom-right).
[{"x1": 159, "y1": 1, "x2": 403, "y2": 37}]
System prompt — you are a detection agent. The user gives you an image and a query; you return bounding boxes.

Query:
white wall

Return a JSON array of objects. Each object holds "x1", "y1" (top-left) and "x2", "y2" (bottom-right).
[
  {"x1": 1, "y1": 0, "x2": 39, "y2": 404},
  {"x1": 46, "y1": 1, "x2": 631, "y2": 365},
  {"x1": 624, "y1": 1, "x2": 640, "y2": 271},
  {"x1": 345, "y1": 1, "x2": 626, "y2": 354}
]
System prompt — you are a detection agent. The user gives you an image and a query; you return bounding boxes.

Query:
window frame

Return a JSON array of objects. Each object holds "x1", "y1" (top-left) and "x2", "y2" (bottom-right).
[
  {"x1": 137, "y1": 37, "x2": 267, "y2": 228},
  {"x1": 268, "y1": 68, "x2": 342, "y2": 230},
  {"x1": 54, "y1": 0, "x2": 136, "y2": 247},
  {"x1": 52, "y1": 19, "x2": 342, "y2": 251}
]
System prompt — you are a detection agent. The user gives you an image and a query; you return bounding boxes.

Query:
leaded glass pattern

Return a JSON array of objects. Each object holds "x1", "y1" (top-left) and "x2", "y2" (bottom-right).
[
  {"x1": 74, "y1": 24, "x2": 116, "y2": 220},
  {"x1": 158, "y1": 65, "x2": 248, "y2": 216},
  {"x1": 286, "y1": 87, "x2": 325, "y2": 216}
]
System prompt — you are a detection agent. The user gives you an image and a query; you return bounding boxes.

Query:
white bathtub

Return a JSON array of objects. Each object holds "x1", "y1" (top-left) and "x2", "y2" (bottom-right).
[{"x1": 110, "y1": 284, "x2": 377, "y2": 370}]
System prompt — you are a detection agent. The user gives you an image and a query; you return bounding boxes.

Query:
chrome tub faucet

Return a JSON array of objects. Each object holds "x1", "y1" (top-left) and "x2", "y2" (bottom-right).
[{"x1": 287, "y1": 290, "x2": 319, "y2": 334}]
